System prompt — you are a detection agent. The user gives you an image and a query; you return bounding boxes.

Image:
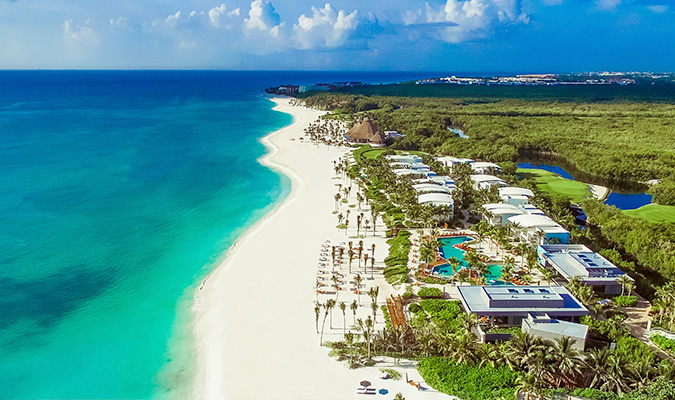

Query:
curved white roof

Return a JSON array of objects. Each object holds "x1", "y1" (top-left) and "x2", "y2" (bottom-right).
[
  {"x1": 413, "y1": 184, "x2": 453, "y2": 194},
  {"x1": 392, "y1": 169, "x2": 424, "y2": 176},
  {"x1": 499, "y1": 187, "x2": 534, "y2": 197},
  {"x1": 507, "y1": 214, "x2": 559, "y2": 228},
  {"x1": 418, "y1": 193, "x2": 454, "y2": 206},
  {"x1": 470, "y1": 175, "x2": 504, "y2": 183}
]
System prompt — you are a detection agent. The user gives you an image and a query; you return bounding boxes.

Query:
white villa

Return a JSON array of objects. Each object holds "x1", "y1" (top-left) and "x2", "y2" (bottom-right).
[
  {"x1": 471, "y1": 161, "x2": 502, "y2": 175},
  {"x1": 498, "y1": 187, "x2": 534, "y2": 206},
  {"x1": 435, "y1": 156, "x2": 473, "y2": 168},
  {"x1": 507, "y1": 214, "x2": 570, "y2": 245},
  {"x1": 413, "y1": 183, "x2": 454, "y2": 195},
  {"x1": 471, "y1": 175, "x2": 507, "y2": 190}
]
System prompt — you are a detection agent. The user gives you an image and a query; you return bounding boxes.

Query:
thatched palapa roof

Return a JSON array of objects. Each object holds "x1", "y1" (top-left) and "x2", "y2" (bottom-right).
[
  {"x1": 346, "y1": 117, "x2": 380, "y2": 141},
  {"x1": 369, "y1": 131, "x2": 386, "y2": 144}
]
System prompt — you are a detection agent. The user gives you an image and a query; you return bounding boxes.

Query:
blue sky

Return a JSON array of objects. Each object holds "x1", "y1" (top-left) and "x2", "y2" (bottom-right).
[{"x1": 0, "y1": 0, "x2": 673, "y2": 71}]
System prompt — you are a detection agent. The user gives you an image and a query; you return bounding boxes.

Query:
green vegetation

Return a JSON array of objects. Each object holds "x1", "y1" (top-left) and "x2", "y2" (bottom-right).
[
  {"x1": 486, "y1": 326, "x2": 522, "y2": 335},
  {"x1": 571, "y1": 388, "x2": 619, "y2": 400},
  {"x1": 582, "y1": 315, "x2": 631, "y2": 342},
  {"x1": 418, "y1": 357, "x2": 519, "y2": 400},
  {"x1": 379, "y1": 368, "x2": 402, "y2": 381},
  {"x1": 419, "y1": 299, "x2": 462, "y2": 324},
  {"x1": 623, "y1": 204, "x2": 675, "y2": 223},
  {"x1": 614, "y1": 295, "x2": 638, "y2": 307},
  {"x1": 516, "y1": 168, "x2": 591, "y2": 202},
  {"x1": 305, "y1": 93, "x2": 675, "y2": 184},
  {"x1": 319, "y1": 81, "x2": 675, "y2": 103},
  {"x1": 383, "y1": 230, "x2": 411, "y2": 284},
  {"x1": 651, "y1": 334, "x2": 675, "y2": 354},
  {"x1": 417, "y1": 287, "x2": 444, "y2": 299}
]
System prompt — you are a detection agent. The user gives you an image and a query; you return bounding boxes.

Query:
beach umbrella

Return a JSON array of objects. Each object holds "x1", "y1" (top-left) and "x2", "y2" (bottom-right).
[{"x1": 360, "y1": 380, "x2": 371, "y2": 387}]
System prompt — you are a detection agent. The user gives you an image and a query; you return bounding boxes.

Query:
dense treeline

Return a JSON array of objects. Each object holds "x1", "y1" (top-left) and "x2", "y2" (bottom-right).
[
  {"x1": 303, "y1": 93, "x2": 675, "y2": 188},
  {"x1": 315, "y1": 81, "x2": 675, "y2": 103}
]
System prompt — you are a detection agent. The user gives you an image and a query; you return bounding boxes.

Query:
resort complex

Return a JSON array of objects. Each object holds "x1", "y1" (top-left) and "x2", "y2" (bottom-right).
[{"x1": 292, "y1": 97, "x2": 675, "y2": 400}]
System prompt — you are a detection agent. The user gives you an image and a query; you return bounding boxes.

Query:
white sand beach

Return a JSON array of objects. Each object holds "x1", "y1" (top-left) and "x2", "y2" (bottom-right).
[
  {"x1": 192, "y1": 98, "x2": 448, "y2": 399},
  {"x1": 588, "y1": 183, "x2": 609, "y2": 200}
]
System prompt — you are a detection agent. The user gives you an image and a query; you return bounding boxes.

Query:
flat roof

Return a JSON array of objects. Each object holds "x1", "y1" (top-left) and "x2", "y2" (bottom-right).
[
  {"x1": 413, "y1": 184, "x2": 453, "y2": 194},
  {"x1": 539, "y1": 244, "x2": 627, "y2": 282},
  {"x1": 538, "y1": 226, "x2": 570, "y2": 234},
  {"x1": 524, "y1": 318, "x2": 589, "y2": 339},
  {"x1": 458, "y1": 286, "x2": 588, "y2": 317}
]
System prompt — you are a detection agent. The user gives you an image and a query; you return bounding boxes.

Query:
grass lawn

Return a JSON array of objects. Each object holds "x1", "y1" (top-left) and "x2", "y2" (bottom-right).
[
  {"x1": 516, "y1": 168, "x2": 590, "y2": 203},
  {"x1": 623, "y1": 204, "x2": 675, "y2": 223}
]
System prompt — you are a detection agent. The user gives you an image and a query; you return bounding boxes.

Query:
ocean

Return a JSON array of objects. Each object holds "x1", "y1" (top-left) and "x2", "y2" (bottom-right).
[{"x1": 0, "y1": 70, "x2": 435, "y2": 398}]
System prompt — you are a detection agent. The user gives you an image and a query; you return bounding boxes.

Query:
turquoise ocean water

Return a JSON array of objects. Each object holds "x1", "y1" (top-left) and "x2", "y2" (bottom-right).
[{"x1": 0, "y1": 71, "x2": 434, "y2": 398}]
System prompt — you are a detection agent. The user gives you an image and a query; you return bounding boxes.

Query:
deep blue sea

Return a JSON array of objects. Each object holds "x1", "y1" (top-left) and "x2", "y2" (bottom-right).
[{"x1": 0, "y1": 70, "x2": 440, "y2": 399}]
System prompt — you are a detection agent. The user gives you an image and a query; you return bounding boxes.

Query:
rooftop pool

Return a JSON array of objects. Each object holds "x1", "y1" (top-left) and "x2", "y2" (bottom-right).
[{"x1": 433, "y1": 236, "x2": 506, "y2": 284}]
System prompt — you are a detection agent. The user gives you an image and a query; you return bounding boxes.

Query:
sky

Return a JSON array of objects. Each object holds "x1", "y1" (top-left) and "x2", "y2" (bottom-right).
[{"x1": 0, "y1": 0, "x2": 673, "y2": 71}]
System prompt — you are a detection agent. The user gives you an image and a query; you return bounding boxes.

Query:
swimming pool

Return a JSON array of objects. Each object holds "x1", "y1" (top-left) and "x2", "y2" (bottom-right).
[{"x1": 433, "y1": 236, "x2": 504, "y2": 283}]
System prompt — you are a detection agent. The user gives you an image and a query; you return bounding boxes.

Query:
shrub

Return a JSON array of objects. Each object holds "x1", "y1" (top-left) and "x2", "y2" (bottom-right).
[
  {"x1": 379, "y1": 368, "x2": 402, "y2": 381},
  {"x1": 614, "y1": 295, "x2": 638, "y2": 307},
  {"x1": 408, "y1": 303, "x2": 422, "y2": 314},
  {"x1": 417, "y1": 287, "x2": 443, "y2": 299},
  {"x1": 581, "y1": 315, "x2": 630, "y2": 342},
  {"x1": 571, "y1": 388, "x2": 620, "y2": 400},
  {"x1": 418, "y1": 357, "x2": 519, "y2": 400},
  {"x1": 381, "y1": 305, "x2": 391, "y2": 330},
  {"x1": 652, "y1": 334, "x2": 675, "y2": 354}
]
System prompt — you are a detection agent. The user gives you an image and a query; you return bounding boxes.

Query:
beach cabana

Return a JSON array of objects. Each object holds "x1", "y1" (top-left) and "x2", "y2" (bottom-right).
[
  {"x1": 345, "y1": 116, "x2": 381, "y2": 144},
  {"x1": 369, "y1": 131, "x2": 387, "y2": 148}
]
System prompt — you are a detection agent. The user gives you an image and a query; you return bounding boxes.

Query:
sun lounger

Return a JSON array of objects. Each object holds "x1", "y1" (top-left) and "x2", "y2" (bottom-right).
[{"x1": 356, "y1": 387, "x2": 377, "y2": 395}]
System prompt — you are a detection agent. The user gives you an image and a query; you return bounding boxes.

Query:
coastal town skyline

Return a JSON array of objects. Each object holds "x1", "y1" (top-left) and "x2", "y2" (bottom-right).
[{"x1": 0, "y1": 0, "x2": 673, "y2": 71}]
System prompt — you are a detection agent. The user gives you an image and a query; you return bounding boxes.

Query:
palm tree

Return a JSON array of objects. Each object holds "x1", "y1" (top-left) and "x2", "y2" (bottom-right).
[
  {"x1": 550, "y1": 336, "x2": 584, "y2": 388},
  {"x1": 371, "y1": 300, "x2": 378, "y2": 323},
  {"x1": 354, "y1": 275, "x2": 363, "y2": 304},
  {"x1": 314, "y1": 303, "x2": 321, "y2": 334},
  {"x1": 357, "y1": 316, "x2": 374, "y2": 360},
  {"x1": 319, "y1": 302, "x2": 329, "y2": 345},
  {"x1": 326, "y1": 299, "x2": 336, "y2": 329},
  {"x1": 333, "y1": 193, "x2": 341, "y2": 212},
  {"x1": 339, "y1": 301, "x2": 347, "y2": 336},
  {"x1": 347, "y1": 248, "x2": 354, "y2": 273},
  {"x1": 617, "y1": 275, "x2": 634, "y2": 297},
  {"x1": 370, "y1": 254, "x2": 375, "y2": 279},
  {"x1": 515, "y1": 372, "x2": 543, "y2": 400},
  {"x1": 515, "y1": 242, "x2": 529, "y2": 269},
  {"x1": 350, "y1": 299, "x2": 358, "y2": 324},
  {"x1": 448, "y1": 256, "x2": 460, "y2": 285},
  {"x1": 344, "y1": 218, "x2": 349, "y2": 235}
]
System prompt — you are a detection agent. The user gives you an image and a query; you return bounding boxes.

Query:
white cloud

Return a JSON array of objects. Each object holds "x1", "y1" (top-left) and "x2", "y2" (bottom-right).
[
  {"x1": 208, "y1": 3, "x2": 240, "y2": 28},
  {"x1": 244, "y1": 0, "x2": 282, "y2": 34},
  {"x1": 647, "y1": 5, "x2": 668, "y2": 13},
  {"x1": 293, "y1": 4, "x2": 361, "y2": 49},
  {"x1": 404, "y1": 0, "x2": 529, "y2": 43},
  {"x1": 63, "y1": 19, "x2": 98, "y2": 45},
  {"x1": 595, "y1": 0, "x2": 621, "y2": 11}
]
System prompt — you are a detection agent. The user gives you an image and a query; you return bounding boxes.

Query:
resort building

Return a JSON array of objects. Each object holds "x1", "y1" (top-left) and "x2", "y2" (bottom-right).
[
  {"x1": 507, "y1": 214, "x2": 570, "y2": 244},
  {"x1": 345, "y1": 117, "x2": 384, "y2": 145},
  {"x1": 482, "y1": 203, "x2": 525, "y2": 226},
  {"x1": 498, "y1": 187, "x2": 534, "y2": 206},
  {"x1": 537, "y1": 244, "x2": 630, "y2": 295},
  {"x1": 369, "y1": 131, "x2": 387, "y2": 148},
  {"x1": 522, "y1": 314, "x2": 588, "y2": 351},
  {"x1": 470, "y1": 174, "x2": 507, "y2": 190},
  {"x1": 392, "y1": 169, "x2": 427, "y2": 178},
  {"x1": 457, "y1": 285, "x2": 589, "y2": 327},
  {"x1": 418, "y1": 193, "x2": 454, "y2": 207},
  {"x1": 471, "y1": 162, "x2": 502, "y2": 175},
  {"x1": 435, "y1": 156, "x2": 474, "y2": 169},
  {"x1": 386, "y1": 154, "x2": 423, "y2": 164},
  {"x1": 413, "y1": 183, "x2": 454, "y2": 195}
]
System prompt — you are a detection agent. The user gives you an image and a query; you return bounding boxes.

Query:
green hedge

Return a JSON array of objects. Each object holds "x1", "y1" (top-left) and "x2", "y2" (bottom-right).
[
  {"x1": 418, "y1": 357, "x2": 518, "y2": 400},
  {"x1": 614, "y1": 295, "x2": 638, "y2": 307},
  {"x1": 383, "y1": 230, "x2": 411, "y2": 284},
  {"x1": 417, "y1": 287, "x2": 443, "y2": 299}
]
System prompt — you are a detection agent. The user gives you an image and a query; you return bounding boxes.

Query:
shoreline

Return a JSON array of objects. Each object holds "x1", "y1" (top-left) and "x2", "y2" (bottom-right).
[{"x1": 191, "y1": 98, "x2": 447, "y2": 399}]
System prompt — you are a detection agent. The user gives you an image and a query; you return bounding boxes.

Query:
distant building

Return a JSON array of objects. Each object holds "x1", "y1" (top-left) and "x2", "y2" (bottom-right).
[
  {"x1": 435, "y1": 156, "x2": 474, "y2": 168},
  {"x1": 507, "y1": 214, "x2": 570, "y2": 244},
  {"x1": 537, "y1": 244, "x2": 630, "y2": 295}
]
